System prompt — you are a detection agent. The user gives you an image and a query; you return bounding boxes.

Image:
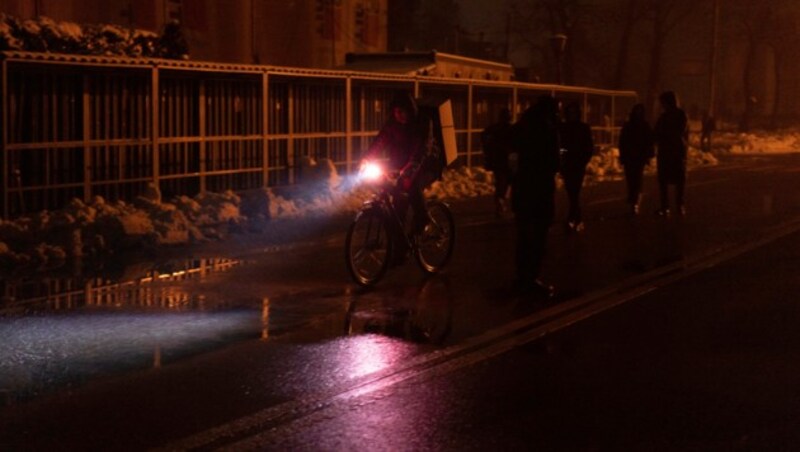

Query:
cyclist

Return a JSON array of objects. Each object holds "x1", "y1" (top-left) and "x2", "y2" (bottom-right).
[{"x1": 362, "y1": 91, "x2": 431, "y2": 246}]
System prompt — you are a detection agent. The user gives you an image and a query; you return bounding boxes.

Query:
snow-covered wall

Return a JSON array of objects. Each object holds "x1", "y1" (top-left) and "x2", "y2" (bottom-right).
[{"x1": 0, "y1": 14, "x2": 188, "y2": 59}]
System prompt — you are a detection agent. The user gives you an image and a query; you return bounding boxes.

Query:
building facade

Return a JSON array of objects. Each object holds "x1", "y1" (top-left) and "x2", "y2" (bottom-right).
[{"x1": 0, "y1": 0, "x2": 388, "y2": 67}]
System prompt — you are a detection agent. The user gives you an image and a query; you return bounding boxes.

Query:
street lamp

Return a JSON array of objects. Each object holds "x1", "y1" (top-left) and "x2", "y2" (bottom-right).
[{"x1": 549, "y1": 33, "x2": 567, "y2": 84}]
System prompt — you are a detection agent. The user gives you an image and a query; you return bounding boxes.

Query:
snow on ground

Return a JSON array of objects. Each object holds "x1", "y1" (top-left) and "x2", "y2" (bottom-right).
[{"x1": 8, "y1": 128, "x2": 793, "y2": 275}]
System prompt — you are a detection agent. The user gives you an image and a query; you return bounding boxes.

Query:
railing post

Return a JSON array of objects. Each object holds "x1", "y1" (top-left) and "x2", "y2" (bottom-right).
[
  {"x1": 82, "y1": 75, "x2": 91, "y2": 203},
  {"x1": 345, "y1": 76, "x2": 353, "y2": 174},
  {"x1": 512, "y1": 86, "x2": 518, "y2": 122},
  {"x1": 583, "y1": 92, "x2": 589, "y2": 123},
  {"x1": 287, "y1": 83, "x2": 295, "y2": 184},
  {"x1": 610, "y1": 95, "x2": 617, "y2": 148},
  {"x1": 262, "y1": 71, "x2": 269, "y2": 188},
  {"x1": 1, "y1": 59, "x2": 7, "y2": 219},
  {"x1": 151, "y1": 66, "x2": 160, "y2": 191},
  {"x1": 466, "y1": 83, "x2": 473, "y2": 168},
  {"x1": 199, "y1": 79, "x2": 207, "y2": 194}
]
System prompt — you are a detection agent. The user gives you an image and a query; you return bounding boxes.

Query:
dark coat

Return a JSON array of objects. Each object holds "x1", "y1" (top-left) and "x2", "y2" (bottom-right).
[
  {"x1": 509, "y1": 113, "x2": 560, "y2": 221},
  {"x1": 654, "y1": 107, "x2": 688, "y2": 181},
  {"x1": 365, "y1": 118, "x2": 426, "y2": 172},
  {"x1": 619, "y1": 118, "x2": 655, "y2": 167},
  {"x1": 559, "y1": 120, "x2": 594, "y2": 175}
]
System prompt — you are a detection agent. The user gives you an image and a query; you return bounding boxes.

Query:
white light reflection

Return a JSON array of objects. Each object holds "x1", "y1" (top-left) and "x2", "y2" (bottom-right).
[{"x1": 0, "y1": 311, "x2": 260, "y2": 400}]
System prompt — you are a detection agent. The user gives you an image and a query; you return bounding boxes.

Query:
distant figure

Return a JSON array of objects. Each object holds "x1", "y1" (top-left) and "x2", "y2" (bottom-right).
[
  {"x1": 700, "y1": 110, "x2": 716, "y2": 152},
  {"x1": 654, "y1": 91, "x2": 689, "y2": 217},
  {"x1": 159, "y1": 20, "x2": 189, "y2": 60},
  {"x1": 508, "y1": 95, "x2": 561, "y2": 298},
  {"x1": 618, "y1": 103, "x2": 655, "y2": 215},
  {"x1": 559, "y1": 101, "x2": 594, "y2": 232},
  {"x1": 481, "y1": 108, "x2": 513, "y2": 217}
]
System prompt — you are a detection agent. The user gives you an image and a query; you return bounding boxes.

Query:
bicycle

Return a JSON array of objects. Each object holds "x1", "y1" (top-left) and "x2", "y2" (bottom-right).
[{"x1": 345, "y1": 161, "x2": 456, "y2": 287}]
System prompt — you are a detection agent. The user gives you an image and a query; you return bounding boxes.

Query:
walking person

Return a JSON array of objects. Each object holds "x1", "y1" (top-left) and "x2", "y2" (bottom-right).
[
  {"x1": 559, "y1": 101, "x2": 594, "y2": 232},
  {"x1": 654, "y1": 91, "x2": 689, "y2": 217},
  {"x1": 481, "y1": 108, "x2": 514, "y2": 217},
  {"x1": 508, "y1": 95, "x2": 561, "y2": 298},
  {"x1": 618, "y1": 103, "x2": 655, "y2": 215}
]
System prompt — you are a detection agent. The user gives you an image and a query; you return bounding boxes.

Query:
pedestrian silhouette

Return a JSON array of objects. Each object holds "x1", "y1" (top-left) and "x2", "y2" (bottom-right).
[
  {"x1": 481, "y1": 108, "x2": 513, "y2": 217},
  {"x1": 508, "y1": 95, "x2": 560, "y2": 298},
  {"x1": 618, "y1": 103, "x2": 655, "y2": 215},
  {"x1": 654, "y1": 91, "x2": 689, "y2": 217},
  {"x1": 558, "y1": 101, "x2": 594, "y2": 232}
]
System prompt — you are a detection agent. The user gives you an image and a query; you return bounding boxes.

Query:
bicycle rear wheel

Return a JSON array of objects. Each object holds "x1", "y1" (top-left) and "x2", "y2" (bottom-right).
[
  {"x1": 345, "y1": 209, "x2": 392, "y2": 286},
  {"x1": 415, "y1": 201, "x2": 455, "y2": 274}
]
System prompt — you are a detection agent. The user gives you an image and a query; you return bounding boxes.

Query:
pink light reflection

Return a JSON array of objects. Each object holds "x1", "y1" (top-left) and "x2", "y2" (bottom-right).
[{"x1": 344, "y1": 335, "x2": 408, "y2": 380}]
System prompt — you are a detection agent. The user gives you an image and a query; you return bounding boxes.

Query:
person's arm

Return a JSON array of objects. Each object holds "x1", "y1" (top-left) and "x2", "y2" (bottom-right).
[{"x1": 363, "y1": 123, "x2": 392, "y2": 162}]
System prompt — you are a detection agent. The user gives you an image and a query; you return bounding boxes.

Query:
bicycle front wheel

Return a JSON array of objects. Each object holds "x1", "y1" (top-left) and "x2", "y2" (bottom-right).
[
  {"x1": 415, "y1": 201, "x2": 455, "y2": 274},
  {"x1": 345, "y1": 208, "x2": 392, "y2": 286}
]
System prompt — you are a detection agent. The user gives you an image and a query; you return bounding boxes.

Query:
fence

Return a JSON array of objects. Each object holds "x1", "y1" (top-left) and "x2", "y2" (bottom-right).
[{"x1": 1, "y1": 51, "x2": 637, "y2": 218}]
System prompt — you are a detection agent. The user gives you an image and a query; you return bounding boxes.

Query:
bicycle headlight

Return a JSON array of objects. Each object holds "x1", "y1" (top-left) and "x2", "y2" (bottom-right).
[{"x1": 360, "y1": 161, "x2": 384, "y2": 182}]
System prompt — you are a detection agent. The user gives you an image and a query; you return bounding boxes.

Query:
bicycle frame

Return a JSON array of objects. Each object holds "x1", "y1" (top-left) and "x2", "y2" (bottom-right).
[{"x1": 360, "y1": 180, "x2": 415, "y2": 253}]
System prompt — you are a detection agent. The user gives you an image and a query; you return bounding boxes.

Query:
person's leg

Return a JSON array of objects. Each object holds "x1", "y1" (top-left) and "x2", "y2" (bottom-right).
[
  {"x1": 676, "y1": 166, "x2": 686, "y2": 214},
  {"x1": 625, "y1": 165, "x2": 643, "y2": 213},
  {"x1": 494, "y1": 170, "x2": 509, "y2": 216},
  {"x1": 529, "y1": 219, "x2": 550, "y2": 278},
  {"x1": 564, "y1": 173, "x2": 583, "y2": 225},
  {"x1": 657, "y1": 171, "x2": 670, "y2": 215},
  {"x1": 407, "y1": 181, "x2": 428, "y2": 234},
  {"x1": 515, "y1": 216, "x2": 534, "y2": 283}
]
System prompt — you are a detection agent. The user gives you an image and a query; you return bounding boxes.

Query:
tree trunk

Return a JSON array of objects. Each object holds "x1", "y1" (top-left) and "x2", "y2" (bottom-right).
[
  {"x1": 739, "y1": 37, "x2": 757, "y2": 132},
  {"x1": 645, "y1": 26, "x2": 665, "y2": 119},
  {"x1": 770, "y1": 46, "x2": 782, "y2": 129},
  {"x1": 613, "y1": 0, "x2": 639, "y2": 89}
]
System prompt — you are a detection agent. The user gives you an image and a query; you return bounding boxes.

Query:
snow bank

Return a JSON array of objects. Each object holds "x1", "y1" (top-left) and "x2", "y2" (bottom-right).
[
  {"x1": 722, "y1": 131, "x2": 800, "y2": 154},
  {"x1": 585, "y1": 145, "x2": 718, "y2": 182}
]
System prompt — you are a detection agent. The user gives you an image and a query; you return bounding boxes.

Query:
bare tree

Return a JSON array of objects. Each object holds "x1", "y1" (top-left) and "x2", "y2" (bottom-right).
[
  {"x1": 611, "y1": 0, "x2": 647, "y2": 89},
  {"x1": 762, "y1": 2, "x2": 800, "y2": 128},
  {"x1": 508, "y1": 0, "x2": 595, "y2": 85},
  {"x1": 641, "y1": 0, "x2": 697, "y2": 116},
  {"x1": 727, "y1": 0, "x2": 772, "y2": 131}
]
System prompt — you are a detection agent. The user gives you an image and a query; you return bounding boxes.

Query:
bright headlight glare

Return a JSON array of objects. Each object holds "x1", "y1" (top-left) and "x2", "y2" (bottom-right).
[{"x1": 361, "y1": 162, "x2": 383, "y2": 181}]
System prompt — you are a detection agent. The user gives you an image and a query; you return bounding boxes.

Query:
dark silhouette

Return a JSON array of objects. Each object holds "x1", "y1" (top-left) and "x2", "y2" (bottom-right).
[
  {"x1": 158, "y1": 20, "x2": 189, "y2": 60},
  {"x1": 363, "y1": 91, "x2": 430, "y2": 242},
  {"x1": 700, "y1": 110, "x2": 716, "y2": 152},
  {"x1": 481, "y1": 108, "x2": 513, "y2": 217},
  {"x1": 654, "y1": 91, "x2": 689, "y2": 217},
  {"x1": 558, "y1": 101, "x2": 594, "y2": 231},
  {"x1": 508, "y1": 95, "x2": 560, "y2": 298},
  {"x1": 618, "y1": 103, "x2": 655, "y2": 215}
]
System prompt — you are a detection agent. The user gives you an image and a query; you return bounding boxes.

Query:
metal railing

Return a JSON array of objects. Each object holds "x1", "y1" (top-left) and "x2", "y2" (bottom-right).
[{"x1": 1, "y1": 51, "x2": 637, "y2": 218}]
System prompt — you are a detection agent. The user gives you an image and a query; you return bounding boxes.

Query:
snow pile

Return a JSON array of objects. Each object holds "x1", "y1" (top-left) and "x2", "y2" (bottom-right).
[
  {"x1": 722, "y1": 130, "x2": 800, "y2": 154},
  {"x1": 0, "y1": 13, "x2": 188, "y2": 59},
  {"x1": 585, "y1": 145, "x2": 718, "y2": 182},
  {"x1": 426, "y1": 166, "x2": 495, "y2": 199}
]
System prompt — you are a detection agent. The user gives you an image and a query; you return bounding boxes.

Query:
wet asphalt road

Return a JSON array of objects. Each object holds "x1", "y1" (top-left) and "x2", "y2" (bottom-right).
[{"x1": 3, "y1": 154, "x2": 800, "y2": 450}]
